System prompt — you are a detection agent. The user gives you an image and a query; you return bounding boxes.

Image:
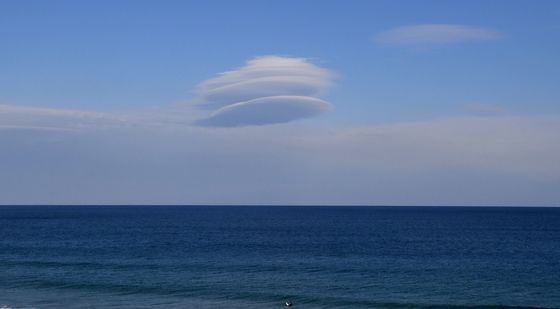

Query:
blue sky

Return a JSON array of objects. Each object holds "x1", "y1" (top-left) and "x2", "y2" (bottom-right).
[{"x1": 1, "y1": 1, "x2": 559, "y2": 205}]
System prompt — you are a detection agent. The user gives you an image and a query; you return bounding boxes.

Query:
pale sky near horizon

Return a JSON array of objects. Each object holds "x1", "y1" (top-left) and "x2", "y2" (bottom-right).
[{"x1": 1, "y1": 0, "x2": 559, "y2": 205}]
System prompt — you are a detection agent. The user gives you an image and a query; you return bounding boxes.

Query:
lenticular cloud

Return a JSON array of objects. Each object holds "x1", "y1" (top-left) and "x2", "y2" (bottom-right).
[{"x1": 195, "y1": 56, "x2": 334, "y2": 127}]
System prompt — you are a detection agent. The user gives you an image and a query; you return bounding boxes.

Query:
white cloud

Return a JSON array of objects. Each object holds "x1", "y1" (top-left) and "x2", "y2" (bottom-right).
[
  {"x1": 196, "y1": 96, "x2": 332, "y2": 127},
  {"x1": 194, "y1": 56, "x2": 334, "y2": 126},
  {"x1": 375, "y1": 24, "x2": 502, "y2": 46},
  {"x1": 0, "y1": 104, "x2": 127, "y2": 131},
  {"x1": 0, "y1": 56, "x2": 335, "y2": 129}
]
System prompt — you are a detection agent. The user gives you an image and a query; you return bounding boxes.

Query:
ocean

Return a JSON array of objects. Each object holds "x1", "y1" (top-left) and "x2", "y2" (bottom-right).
[{"x1": 0, "y1": 206, "x2": 559, "y2": 309}]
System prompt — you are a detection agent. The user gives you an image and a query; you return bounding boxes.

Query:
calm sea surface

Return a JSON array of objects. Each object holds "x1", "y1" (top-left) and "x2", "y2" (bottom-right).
[{"x1": 1, "y1": 206, "x2": 559, "y2": 309}]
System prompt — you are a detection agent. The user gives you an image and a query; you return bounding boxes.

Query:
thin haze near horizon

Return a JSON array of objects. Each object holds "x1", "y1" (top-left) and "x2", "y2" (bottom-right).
[{"x1": 1, "y1": 0, "x2": 559, "y2": 206}]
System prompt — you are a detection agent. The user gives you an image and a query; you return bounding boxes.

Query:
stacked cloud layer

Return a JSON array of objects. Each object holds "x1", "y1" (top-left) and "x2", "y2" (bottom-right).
[{"x1": 195, "y1": 56, "x2": 334, "y2": 127}]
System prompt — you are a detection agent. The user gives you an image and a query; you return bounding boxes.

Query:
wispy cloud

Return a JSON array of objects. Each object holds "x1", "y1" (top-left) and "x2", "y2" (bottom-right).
[
  {"x1": 0, "y1": 104, "x2": 127, "y2": 131},
  {"x1": 194, "y1": 56, "x2": 334, "y2": 127},
  {"x1": 375, "y1": 24, "x2": 502, "y2": 46}
]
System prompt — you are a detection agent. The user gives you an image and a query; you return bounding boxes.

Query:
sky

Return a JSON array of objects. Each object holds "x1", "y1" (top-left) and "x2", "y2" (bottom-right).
[{"x1": 1, "y1": 0, "x2": 559, "y2": 205}]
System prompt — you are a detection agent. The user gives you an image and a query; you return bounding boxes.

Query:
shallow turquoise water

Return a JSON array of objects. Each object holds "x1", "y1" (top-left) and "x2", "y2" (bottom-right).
[{"x1": 1, "y1": 206, "x2": 559, "y2": 308}]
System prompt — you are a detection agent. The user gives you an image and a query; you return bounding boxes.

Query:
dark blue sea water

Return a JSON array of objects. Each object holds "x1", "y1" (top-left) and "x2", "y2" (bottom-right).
[{"x1": 1, "y1": 206, "x2": 559, "y2": 309}]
